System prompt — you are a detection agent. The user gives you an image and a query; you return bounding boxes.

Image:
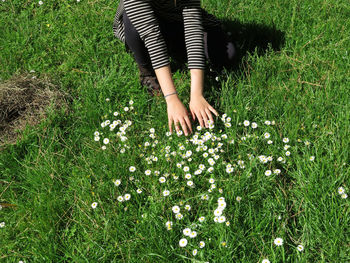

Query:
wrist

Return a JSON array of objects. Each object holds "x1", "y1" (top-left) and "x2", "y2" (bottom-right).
[
  {"x1": 190, "y1": 91, "x2": 203, "y2": 100},
  {"x1": 165, "y1": 93, "x2": 180, "y2": 104}
]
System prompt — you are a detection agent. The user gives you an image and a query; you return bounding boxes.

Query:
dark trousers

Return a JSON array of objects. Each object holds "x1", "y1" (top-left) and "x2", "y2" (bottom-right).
[{"x1": 122, "y1": 10, "x2": 236, "y2": 71}]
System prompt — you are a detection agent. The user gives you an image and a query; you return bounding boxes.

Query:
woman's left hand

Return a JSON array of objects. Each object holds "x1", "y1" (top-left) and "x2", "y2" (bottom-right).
[{"x1": 189, "y1": 95, "x2": 219, "y2": 128}]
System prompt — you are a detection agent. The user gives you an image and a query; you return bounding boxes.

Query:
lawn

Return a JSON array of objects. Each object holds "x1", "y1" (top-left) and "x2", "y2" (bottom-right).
[{"x1": 0, "y1": 0, "x2": 349, "y2": 262}]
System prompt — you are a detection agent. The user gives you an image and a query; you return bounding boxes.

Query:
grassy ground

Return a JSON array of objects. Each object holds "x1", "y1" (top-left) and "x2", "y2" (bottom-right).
[{"x1": 0, "y1": 0, "x2": 349, "y2": 262}]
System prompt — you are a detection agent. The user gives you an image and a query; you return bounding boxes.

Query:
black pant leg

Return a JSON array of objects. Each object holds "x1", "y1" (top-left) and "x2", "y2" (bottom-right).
[{"x1": 122, "y1": 10, "x2": 152, "y2": 67}]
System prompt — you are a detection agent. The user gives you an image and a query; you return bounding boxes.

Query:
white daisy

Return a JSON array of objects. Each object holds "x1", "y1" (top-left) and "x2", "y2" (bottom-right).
[
  {"x1": 243, "y1": 120, "x2": 250, "y2": 126},
  {"x1": 274, "y1": 237, "x2": 283, "y2": 246},
  {"x1": 265, "y1": 170, "x2": 272, "y2": 176},
  {"x1": 199, "y1": 241, "x2": 205, "y2": 248},
  {"x1": 262, "y1": 259, "x2": 270, "y2": 263},
  {"x1": 251, "y1": 122, "x2": 258, "y2": 129},
  {"x1": 91, "y1": 202, "x2": 98, "y2": 209},
  {"x1": 297, "y1": 244, "x2": 304, "y2": 252},
  {"x1": 179, "y1": 238, "x2": 188, "y2": 247},
  {"x1": 183, "y1": 228, "x2": 191, "y2": 236},
  {"x1": 163, "y1": 190, "x2": 170, "y2": 196},
  {"x1": 190, "y1": 231, "x2": 197, "y2": 238},
  {"x1": 114, "y1": 179, "x2": 121, "y2": 186},
  {"x1": 172, "y1": 205, "x2": 180, "y2": 214},
  {"x1": 283, "y1": 137, "x2": 289, "y2": 143},
  {"x1": 129, "y1": 166, "x2": 136, "y2": 172},
  {"x1": 124, "y1": 194, "x2": 131, "y2": 200}
]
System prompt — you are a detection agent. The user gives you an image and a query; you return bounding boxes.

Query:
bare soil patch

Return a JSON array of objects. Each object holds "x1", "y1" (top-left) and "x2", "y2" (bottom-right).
[{"x1": 0, "y1": 72, "x2": 69, "y2": 147}]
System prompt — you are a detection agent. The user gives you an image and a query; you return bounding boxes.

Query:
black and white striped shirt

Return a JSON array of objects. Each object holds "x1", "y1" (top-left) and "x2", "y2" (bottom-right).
[{"x1": 113, "y1": 0, "x2": 221, "y2": 70}]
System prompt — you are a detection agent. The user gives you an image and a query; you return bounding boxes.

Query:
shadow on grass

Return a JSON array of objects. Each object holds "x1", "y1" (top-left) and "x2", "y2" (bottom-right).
[{"x1": 169, "y1": 19, "x2": 285, "y2": 105}]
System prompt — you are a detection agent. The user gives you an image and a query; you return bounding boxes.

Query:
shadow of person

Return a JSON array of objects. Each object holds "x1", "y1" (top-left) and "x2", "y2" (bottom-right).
[{"x1": 169, "y1": 19, "x2": 285, "y2": 75}]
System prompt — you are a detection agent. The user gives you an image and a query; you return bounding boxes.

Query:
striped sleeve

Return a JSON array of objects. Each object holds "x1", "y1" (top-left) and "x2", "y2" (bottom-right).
[
  {"x1": 182, "y1": 0, "x2": 206, "y2": 69},
  {"x1": 124, "y1": 0, "x2": 170, "y2": 69}
]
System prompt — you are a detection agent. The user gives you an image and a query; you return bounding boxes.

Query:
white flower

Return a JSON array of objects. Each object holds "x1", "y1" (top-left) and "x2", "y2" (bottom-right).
[
  {"x1": 179, "y1": 238, "x2": 188, "y2": 247},
  {"x1": 236, "y1": 196, "x2": 242, "y2": 202},
  {"x1": 265, "y1": 120, "x2": 271, "y2": 125},
  {"x1": 124, "y1": 194, "x2": 131, "y2": 200},
  {"x1": 243, "y1": 120, "x2": 250, "y2": 126},
  {"x1": 101, "y1": 145, "x2": 106, "y2": 150},
  {"x1": 137, "y1": 189, "x2": 142, "y2": 194},
  {"x1": 185, "y1": 205, "x2": 191, "y2": 211},
  {"x1": 341, "y1": 193, "x2": 348, "y2": 199},
  {"x1": 251, "y1": 122, "x2": 258, "y2": 129},
  {"x1": 309, "y1": 156, "x2": 315, "y2": 161},
  {"x1": 163, "y1": 190, "x2": 170, "y2": 196},
  {"x1": 337, "y1": 187, "x2": 345, "y2": 195},
  {"x1": 267, "y1": 140, "x2": 273, "y2": 144},
  {"x1": 114, "y1": 179, "x2": 121, "y2": 186},
  {"x1": 103, "y1": 138, "x2": 109, "y2": 144},
  {"x1": 297, "y1": 244, "x2": 304, "y2": 252},
  {"x1": 283, "y1": 137, "x2": 289, "y2": 143},
  {"x1": 218, "y1": 216, "x2": 226, "y2": 223},
  {"x1": 129, "y1": 100, "x2": 134, "y2": 105},
  {"x1": 264, "y1": 132, "x2": 270, "y2": 139},
  {"x1": 159, "y1": 177, "x2": 166, "y2": 183},
  {"x1": 190, "y1": 231, "x2": 197, "y2": 238},
  {"x1": 149, "y1": 128, "x2": 155, "y2": 133},
  {"x1": 262, "y1": 259, "x2": 270, "y2": 263},
  {"x1": 91, "y1": 202, "x2": 98, "y2": 209},
  {"x1": 124, "y1": 106, "x2": 129, "y2": 111},
  {"x1": 214, "y1": 209, "x2": 223, "y2": 216},
  {"x1": 183, "y1": 228, "x2": 191, "y2": 236},
  {"x1": 274, "y1": 169, "x2": 281, "y2": 174},
  {"x1": 38, "y1": 0, "x2": 43, "y2": 5},
  {"x1": 0, "y1": 222, "x2": 5, "y2": 228},
  {"x1": 209, "y1": 178, "x2": 215, "y2": 184},
  {"x1": 145, "y1": 170, "x2": 151, "y2": 176},
  {"x1": 274, "y1": 237, "x2": 283, "y2": 246},
  {"x1": 192, "y1": 249, "x2": 198, "y2": 256},
  {"x1": 172, "y1": 205, "x2": 180, "y2": 214},
  {"x1": 285, "y1": 151, "x2": 291, "y2": 156},
  {"x1": 265, "y1": 170, "x2": 272, "y2": 176},
  {"x1": 199, "y1": 241, "x2": 205, "y2": 248},
  {"x1": 117, "y1": 196, "x2": 124, "y2": 202},
  {"x1": 185, "y1": 173, "x2": 192, "y2": 179},
  {"x1": 94, "y1": 136, "x2": 100, "y2": 141},
  {"x1": 129, "y1": 166, "x2": 136, "y2": 172},
  {"x1": 187, "y1": 181, "x2": 194, "y2": 187},
  {"x1": 277, "y1": 157, "x2": 283, "y2": 162}
]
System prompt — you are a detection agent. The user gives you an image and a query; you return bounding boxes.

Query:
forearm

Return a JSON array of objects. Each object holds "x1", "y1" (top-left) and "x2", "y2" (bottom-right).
[
  {"x1": 154, "y1": 65, "x2": 179, "y2": 103},
  {"x1": 190, "y1": 69, "x2": 204, "y2": 98}
]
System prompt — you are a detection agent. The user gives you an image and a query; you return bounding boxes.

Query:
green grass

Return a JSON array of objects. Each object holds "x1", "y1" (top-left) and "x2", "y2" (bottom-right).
[{"x1": 0, "y1": 0, "x2": 349, "y2": 262}]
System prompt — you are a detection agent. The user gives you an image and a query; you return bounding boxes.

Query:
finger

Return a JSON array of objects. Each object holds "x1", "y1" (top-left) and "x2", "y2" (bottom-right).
[
  {"x1": 191, "y1": 110, "x2": 196, "y2": 121},
  {"x1": 168, "y1": 118, "x2": 173, "y2": 134},
  {"x1": 209, "y1": 106, "x2": 219, "y2": 117},
  {"x1": 205, "y1": 108, "x2": 214, "y2": 125},
  {"x1": 174, "y1": 120, "x2": 181, "y2": 133},
  {"x1": 201, "y1": 111, "x2": 209, "y2": 128},
  {"x1": 196, "y1": 112, "x2": 205, "y2": 128},
  {"x1": 180, "y1": 119, "x2": 189, "y2": 136},
  {"x1": 184, "y1": 115, "x2": 193, "y2": 134}
]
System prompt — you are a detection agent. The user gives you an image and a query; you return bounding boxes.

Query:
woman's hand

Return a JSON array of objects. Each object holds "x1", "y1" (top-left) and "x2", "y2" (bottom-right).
[
  {"x1": 166, "y1": 95, "x2": 193, "y2": 136},
  {"x1": 189, "y1": 95, "x2": 219, "y2": 128}
]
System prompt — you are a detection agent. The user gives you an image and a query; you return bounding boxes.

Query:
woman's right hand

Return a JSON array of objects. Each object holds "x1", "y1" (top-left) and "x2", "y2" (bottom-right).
[{"x1": 166, "y1": 95, "x2": 193, "y2": 136}]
